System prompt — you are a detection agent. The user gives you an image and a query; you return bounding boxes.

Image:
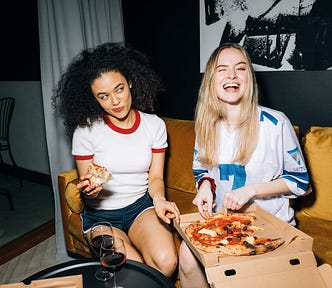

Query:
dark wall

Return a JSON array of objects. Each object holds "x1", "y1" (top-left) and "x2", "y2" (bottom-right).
[
  {"x1": 122, "y1": 0, "x2": 332, "y2": 135},
  {"x1": 122, "y1": 1, "x2": 201, "y2": 120},
  {"x1": 0, "y1": 0, "x2": 40, "y2": 80}
]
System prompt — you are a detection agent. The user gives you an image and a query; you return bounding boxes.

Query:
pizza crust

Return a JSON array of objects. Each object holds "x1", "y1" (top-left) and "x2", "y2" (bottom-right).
[{"x1": 215, "y1": 237, "x2": 285, "y2": 256}]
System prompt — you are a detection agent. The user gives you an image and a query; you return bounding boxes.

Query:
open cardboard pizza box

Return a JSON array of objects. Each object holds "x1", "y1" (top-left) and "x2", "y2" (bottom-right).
[{"x1": 174, "y1": 204, "x2": 332, "y2": 287}]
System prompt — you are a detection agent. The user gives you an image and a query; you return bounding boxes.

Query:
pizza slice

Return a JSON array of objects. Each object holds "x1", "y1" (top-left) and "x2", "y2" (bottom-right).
[{"x1": 87, "y1": 162, "x2": 112, "y2": 186}]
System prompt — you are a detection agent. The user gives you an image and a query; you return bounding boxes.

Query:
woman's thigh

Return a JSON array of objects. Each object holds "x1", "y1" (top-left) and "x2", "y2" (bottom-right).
[
  {"x1": 128, "y1": 208, "x2": 176, "y2": 258},
  {"x1": 112, "y1": 225, "x2": 144, "y2": 262}
]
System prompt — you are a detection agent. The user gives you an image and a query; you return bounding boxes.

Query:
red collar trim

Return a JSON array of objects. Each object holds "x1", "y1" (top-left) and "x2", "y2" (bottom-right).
[{"x1": 103, "y1": 110, "x2": 140, "y2": 134}]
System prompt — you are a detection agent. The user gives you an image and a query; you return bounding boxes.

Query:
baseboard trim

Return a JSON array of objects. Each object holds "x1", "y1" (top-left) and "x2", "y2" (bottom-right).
[{"x1": 0, "y1": 219, "x2": 55, "y2": 265}]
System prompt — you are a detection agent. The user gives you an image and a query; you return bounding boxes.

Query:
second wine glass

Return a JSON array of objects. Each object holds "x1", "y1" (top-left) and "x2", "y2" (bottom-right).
[
  {"x1": 100, "y1": 237, "x2": 127, "y2": 288},
  {"x1": 86, "y1": 221, "x2": 114, "y2": 281}
]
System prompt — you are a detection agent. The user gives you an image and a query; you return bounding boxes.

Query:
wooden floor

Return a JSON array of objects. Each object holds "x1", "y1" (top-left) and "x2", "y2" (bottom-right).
[{"x1": 0, "y1": 235, "x2": 68, "y2": 284}]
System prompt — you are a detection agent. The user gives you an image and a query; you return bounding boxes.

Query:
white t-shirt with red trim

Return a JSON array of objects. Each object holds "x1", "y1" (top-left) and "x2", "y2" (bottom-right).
[{"x1": 72, "y1": 110, "x2": 167, "y2": 210}]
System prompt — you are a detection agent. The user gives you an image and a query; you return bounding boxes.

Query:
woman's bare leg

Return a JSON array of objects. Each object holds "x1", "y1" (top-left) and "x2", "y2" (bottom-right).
[
  {"x1": 129, "y1": 208, "x2": 178, "y2": 277},
  {"x1": 112, "y1": 226, "x2": 144, "y2": 262},
  {"x1": 179, "y1": 241, "x2": 209, "y2": 288}
]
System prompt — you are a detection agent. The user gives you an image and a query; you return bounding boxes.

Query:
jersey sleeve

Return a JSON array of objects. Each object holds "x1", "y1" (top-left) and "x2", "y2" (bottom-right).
[
  {"x1": 192, "y1": 142, "x2": 211, "y2": 188},
  {"x1": 280, "y1": 116, "x2": 310, "y2": 197}
]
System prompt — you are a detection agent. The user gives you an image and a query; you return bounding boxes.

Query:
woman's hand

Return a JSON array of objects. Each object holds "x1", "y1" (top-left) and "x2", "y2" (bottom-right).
[
  {"x1": 192, "y1": 180, "x2": 216, "y2": 218},
  {"x1": 153, "y1": 197, "x2": 180, "y2": 224},
  {"x1": 77, "y1": 174, "x2": 102, "y2": 199},
  {"x1": 223, "y1": 185, "x2": 255, "y2": 212}
]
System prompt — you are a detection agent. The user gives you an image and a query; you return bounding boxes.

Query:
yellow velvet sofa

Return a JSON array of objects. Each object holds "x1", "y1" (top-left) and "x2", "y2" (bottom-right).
[{"x1": 58, "y1": 118, "x2": 332, "y2": 287}]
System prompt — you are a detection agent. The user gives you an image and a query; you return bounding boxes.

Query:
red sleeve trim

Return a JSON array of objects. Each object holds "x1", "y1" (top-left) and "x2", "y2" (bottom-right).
[
  {"x1": 197, "y1": 177, "x2": 216, "y2": 194},
  {"x1": 74, "y1": 155, "x2": 94, "y2": 160},
  {"x1": 152, "y1": 147, "x2": 166, "y2": 153}
]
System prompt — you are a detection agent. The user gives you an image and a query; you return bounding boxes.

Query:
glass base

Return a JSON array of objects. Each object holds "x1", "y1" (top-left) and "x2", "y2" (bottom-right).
[{"x1": 95, "y1": 268, "x2": 114, "y2": 281}]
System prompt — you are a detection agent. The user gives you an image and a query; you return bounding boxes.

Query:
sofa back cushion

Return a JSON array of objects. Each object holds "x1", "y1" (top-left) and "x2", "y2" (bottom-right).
[
  {"x1": 301, "y1": 126, "x2": 332, "y2": 221},
  {"x1": 163, "y1": 118, "x2": 197, "y2": 195}
]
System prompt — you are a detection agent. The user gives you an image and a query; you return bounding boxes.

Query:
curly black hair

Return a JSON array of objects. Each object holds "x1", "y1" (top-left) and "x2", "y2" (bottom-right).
[{"x1": 52, "y1": 42, "x2": 164, "y2": 136}]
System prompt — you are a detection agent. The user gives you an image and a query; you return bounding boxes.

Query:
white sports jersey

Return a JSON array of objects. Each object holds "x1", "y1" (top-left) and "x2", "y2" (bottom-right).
[
  {"x1": 72, "y1": 110, "x2": 167, "y2": 210},
  {"x1": 193, "y1": 106, "x2": 310, "y2": 225}
]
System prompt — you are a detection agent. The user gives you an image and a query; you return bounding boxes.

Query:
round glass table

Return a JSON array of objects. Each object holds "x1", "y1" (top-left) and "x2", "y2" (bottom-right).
[{"x1": 23, "y1": 259, "x2": 176, "y2": 288}]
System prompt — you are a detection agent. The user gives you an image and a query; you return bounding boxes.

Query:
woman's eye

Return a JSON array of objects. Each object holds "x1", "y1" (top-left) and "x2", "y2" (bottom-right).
[
  {"x1": 100, "y1": 94, "x2": 108, "y2": 100},
  {"x1": 116, "y1": 87, "x2": 124, "y2": 93}
]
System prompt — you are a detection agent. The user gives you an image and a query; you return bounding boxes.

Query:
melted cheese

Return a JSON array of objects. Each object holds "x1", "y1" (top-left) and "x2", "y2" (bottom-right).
[
  {"x1": 220, "y1": 239, "x2": 229, "y2": 245},
  {"x1": 198, "y1": 228, "x2": 217, "y2": 237},
  {"x1": 246, "y1": 236, "x2": 255, "y2": 245}
]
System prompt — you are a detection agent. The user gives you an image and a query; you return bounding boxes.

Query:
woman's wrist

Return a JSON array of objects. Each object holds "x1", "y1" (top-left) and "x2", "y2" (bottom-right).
[
  {"x1": 153, "y1": 196, "x2": 166, "y2": 206},
  {"x1": 197, "y1": 177, "x2": 216, "y2": 194}
]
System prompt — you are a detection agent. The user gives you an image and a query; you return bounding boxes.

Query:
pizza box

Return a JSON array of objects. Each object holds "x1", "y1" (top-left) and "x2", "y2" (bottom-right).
[
  {"x1": 174, "y1": 204, "x2": 332, "y2": 287},
  {"x1": 174, "y1": 204, "x2": 313, "y2": 268},
  {"x1": 208, "y1": 250, "x2": 332, "y2": 288}
]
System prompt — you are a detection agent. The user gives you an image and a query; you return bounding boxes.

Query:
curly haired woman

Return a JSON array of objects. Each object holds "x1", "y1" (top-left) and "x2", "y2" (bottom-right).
[{"x1": 52, "y1": 42, "x2": 180, "y2": 277}]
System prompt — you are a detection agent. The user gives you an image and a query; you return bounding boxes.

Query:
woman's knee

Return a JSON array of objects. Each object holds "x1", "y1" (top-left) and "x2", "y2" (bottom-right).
[{"x1": 149, "y1": 247, "x2": 178, "y2": 277}]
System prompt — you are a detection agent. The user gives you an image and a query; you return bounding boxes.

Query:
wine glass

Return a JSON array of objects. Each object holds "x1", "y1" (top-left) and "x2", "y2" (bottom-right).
[
  {"x1": 86, "y1": 221, "x2": 114, "y2": 281},
  {"x1": 100, "y1": 237, "x2": 127, "y2": 287}
]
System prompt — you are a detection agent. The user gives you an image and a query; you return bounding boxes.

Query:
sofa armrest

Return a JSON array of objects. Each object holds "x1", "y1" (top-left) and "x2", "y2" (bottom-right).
[{"x1": 58, "y1": 169, "x2": 81, "y2": 249}]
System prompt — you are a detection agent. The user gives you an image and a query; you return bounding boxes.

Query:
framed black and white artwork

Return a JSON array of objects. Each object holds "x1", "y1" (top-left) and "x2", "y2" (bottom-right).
[{"x1": 200, "y1": 0, "x2": 332, "y2": 72}]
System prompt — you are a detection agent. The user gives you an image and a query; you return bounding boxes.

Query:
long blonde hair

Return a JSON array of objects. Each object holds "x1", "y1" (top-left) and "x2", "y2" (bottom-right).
[{"x1": 195, "y1": 43, "x2": 259, "y2": 166}]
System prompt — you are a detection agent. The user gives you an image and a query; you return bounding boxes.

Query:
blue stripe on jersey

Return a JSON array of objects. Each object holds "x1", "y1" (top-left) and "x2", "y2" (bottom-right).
[
  {"x1": 287, "y1": 147, "x2": 302, "y2": 165},
  {"x1": 283, "y1": 170, "x2": 309, "y2": 181},
  {"x1": 219, "y1": 164, "x2": 246, "y2": 190},
  {"x1": 193, "y1": 169, "x2": 209, "y2": 182},
  {"x1": 260, "y1": 111, "x2": 278, "y2": 125},
  {"x1": 288, "y1": 147, "x2": 299, "y2": 154},
  {"x1": 283, "y1": 170, "x2": 310, "y2": 191},
  {"x1": 283, "y1": 175, "x2": 310, "y2": 191}
]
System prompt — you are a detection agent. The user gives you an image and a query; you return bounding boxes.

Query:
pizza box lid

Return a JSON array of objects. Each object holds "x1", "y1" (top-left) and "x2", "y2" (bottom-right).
[
  {"x1": 209, "y1": 251, "x2": 332, "y2": 288},
  {"x1": 174, "y1": 204, "x2": 313, "y2": 268}
]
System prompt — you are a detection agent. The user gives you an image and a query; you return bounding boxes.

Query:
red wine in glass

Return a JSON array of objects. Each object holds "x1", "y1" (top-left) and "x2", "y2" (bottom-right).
[
  {"x1": 100, "y1": 237, "x2": 126, "y2": 288},
  {"x1": 92, "y1": 234, "x2": 113, "y2": 256},
  {"x1": 86, "y1": 222, "x2": 114, "y2": 281},
  {"x1": 101, "y1": 252, "x2": 126, "y2": 272}
]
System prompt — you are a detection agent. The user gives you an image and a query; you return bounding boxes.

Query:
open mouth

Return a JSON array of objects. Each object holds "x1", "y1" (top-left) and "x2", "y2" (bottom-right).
[{"x1": 223, "y1": 83, "x2": 239, "y2": 90}]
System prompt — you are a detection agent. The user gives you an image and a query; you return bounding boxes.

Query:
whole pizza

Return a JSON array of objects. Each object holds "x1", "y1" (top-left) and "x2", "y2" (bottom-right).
[{"x1": 184, "y1": 212, "x2": 285, "y2": 256}]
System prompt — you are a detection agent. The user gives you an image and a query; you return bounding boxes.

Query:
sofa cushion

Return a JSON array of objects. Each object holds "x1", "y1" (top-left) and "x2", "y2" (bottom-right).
[
  {"x1": 65, "y1": 182, "x2": 85, "y2": 213},
  {"x1": 296, "y1": 211, "x2": 332, "y2": 265},
  {"x1": 300, "y1": 126, "x2": 332, "y2": 221},
  {"x1": 163, "y1": 118, "x2": 197, "y2": 194},
  {"x1": 166, "y1": 187, "x2": 198, "y2": 214}
]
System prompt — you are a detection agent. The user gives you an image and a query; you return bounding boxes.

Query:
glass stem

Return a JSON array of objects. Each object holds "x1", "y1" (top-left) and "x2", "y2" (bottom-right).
[{"x1": 113, "y1": 272, "x2": 117, "y2": 287}]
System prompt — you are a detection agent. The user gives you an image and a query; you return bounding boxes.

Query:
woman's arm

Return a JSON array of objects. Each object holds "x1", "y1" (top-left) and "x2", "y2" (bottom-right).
[
  {"x1": 223, "y1": 178, "x2": 291, "y2": 212},
  {"x1": 148, "y1": 152, "x2": 180, "y2": 224},
  {"x1": 192, "y1": 146, "x2": 217, "y2": 218}
]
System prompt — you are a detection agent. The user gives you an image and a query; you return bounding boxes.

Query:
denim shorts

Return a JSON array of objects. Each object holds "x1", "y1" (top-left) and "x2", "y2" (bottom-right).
[{"x1": 81, "y1": 192, "x2": 153, "y2": 234}]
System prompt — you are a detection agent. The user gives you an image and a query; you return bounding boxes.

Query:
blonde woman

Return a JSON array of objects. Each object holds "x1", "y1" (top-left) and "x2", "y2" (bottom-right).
[{"x1": 179, "y1": 43, "x2": 310, "y2": 288}]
